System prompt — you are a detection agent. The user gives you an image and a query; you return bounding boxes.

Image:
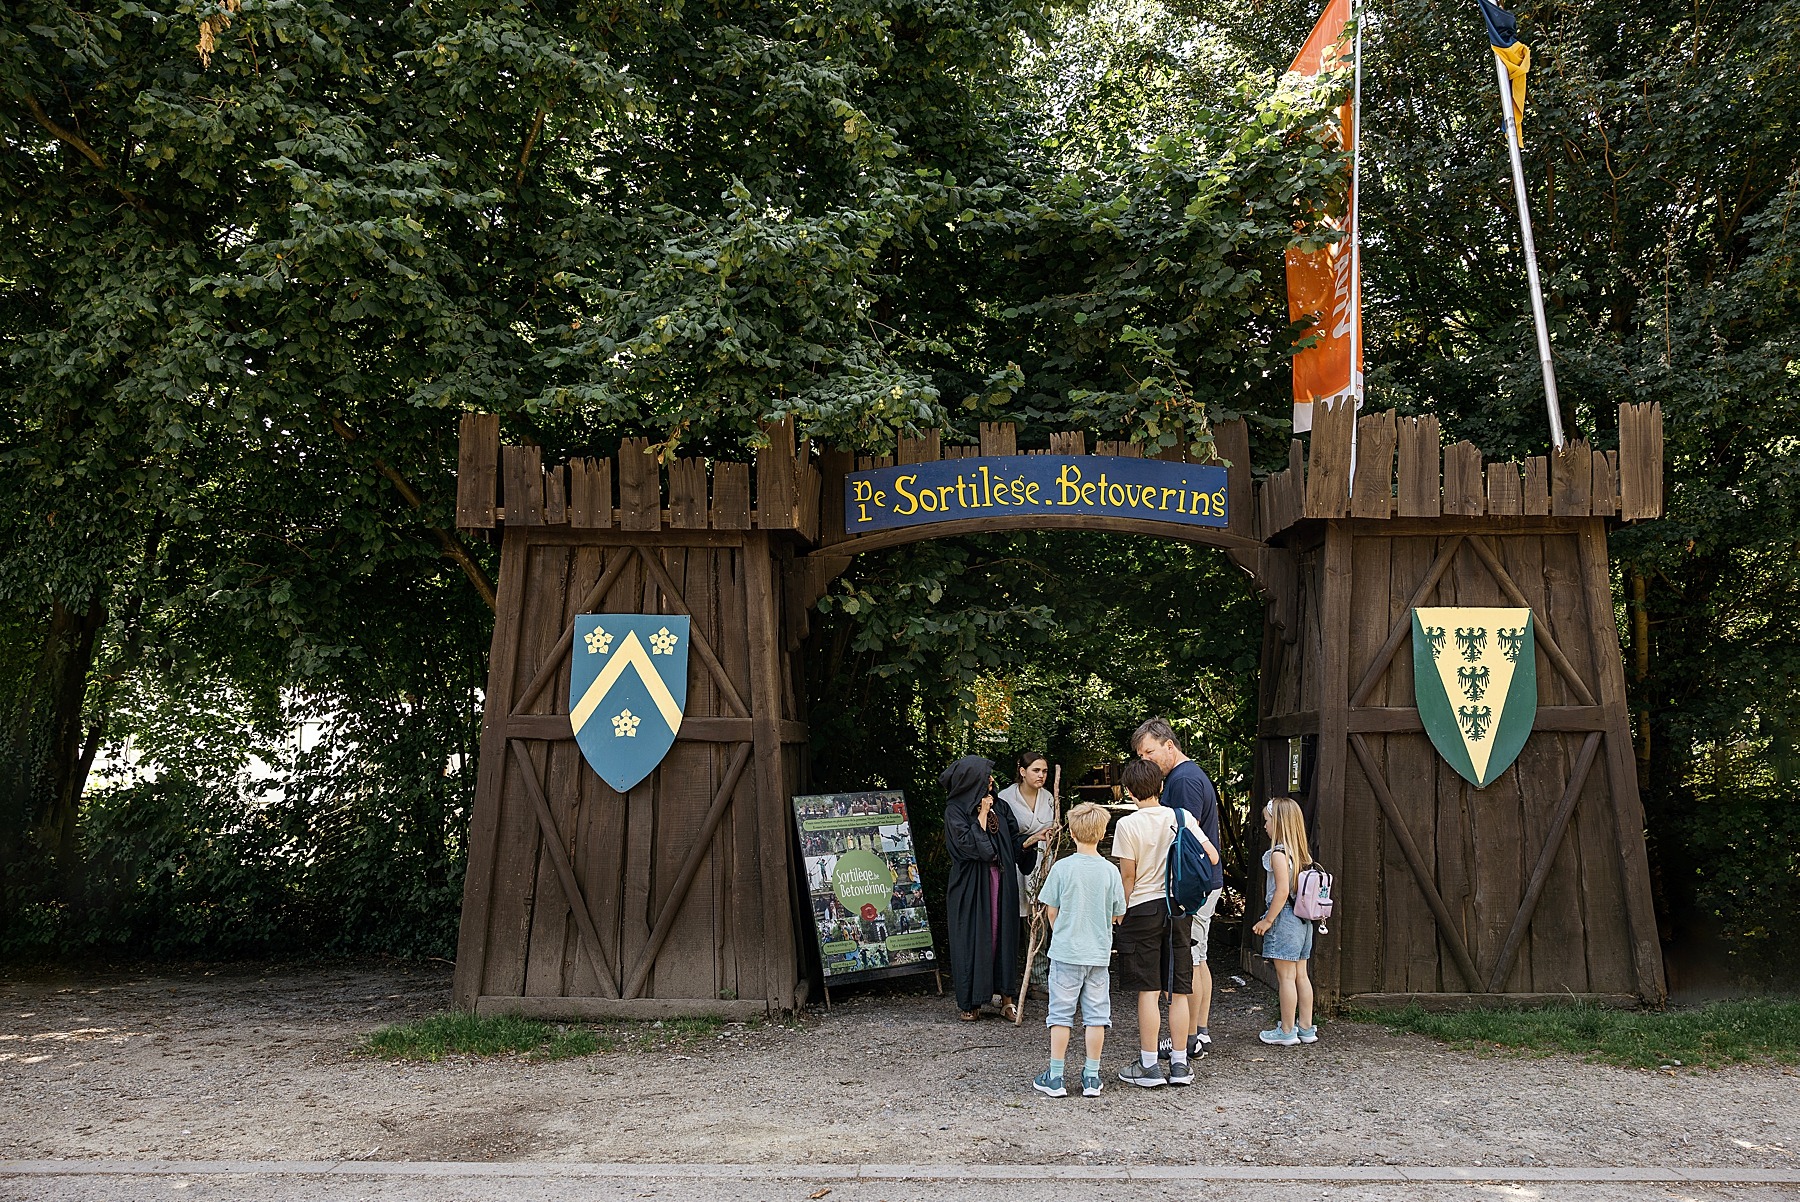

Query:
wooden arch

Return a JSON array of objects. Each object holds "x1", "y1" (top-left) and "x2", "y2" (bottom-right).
[
  {"x1": 802, "y1": 513, "x2": 1264, "y2": 557},
  {"x1": 449, "y1": 401, "x2": 1667, "y2": 1017}
]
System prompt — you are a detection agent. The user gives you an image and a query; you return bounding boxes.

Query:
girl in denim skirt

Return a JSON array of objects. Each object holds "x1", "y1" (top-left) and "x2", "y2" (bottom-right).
[{"x1": 1252, "y1": 798, "x2": 1317, "y2": 1046}]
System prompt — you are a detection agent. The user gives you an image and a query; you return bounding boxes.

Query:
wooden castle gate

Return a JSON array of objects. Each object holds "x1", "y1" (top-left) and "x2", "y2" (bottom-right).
[{"x1": 451, "y1": 402, "x2": 1667, "y2": 1017}]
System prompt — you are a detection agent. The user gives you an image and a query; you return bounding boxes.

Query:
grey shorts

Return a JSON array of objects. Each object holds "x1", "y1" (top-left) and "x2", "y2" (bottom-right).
[
  {"x1": 1189, "y1": 886, "x2": 1224, "y2": 964},
  {"x1": 1044, "y1": 960, "x2": 1111, "y2": 1028}
]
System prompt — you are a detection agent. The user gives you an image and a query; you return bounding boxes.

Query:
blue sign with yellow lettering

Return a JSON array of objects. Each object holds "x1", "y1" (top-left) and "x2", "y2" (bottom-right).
[{"x1": 845, "y1": 456, "x2": 1229, "y2": 534}]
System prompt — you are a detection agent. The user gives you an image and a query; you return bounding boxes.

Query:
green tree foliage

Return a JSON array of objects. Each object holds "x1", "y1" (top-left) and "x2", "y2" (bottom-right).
[
  {"x1": 1, "y1": 0, "x2": 1340, "y2": 956},
  {"x1": 1138, "y1": 0, "x2": 1800, "y2": 974},
  {"x1": 817, "y1": 0, "x2": 1800, "y2": 977},
  {"x1": 4, "y1": 0, "x2": 1795, "y2": 979},
  {"x1": 807, "y1": 532, "x2": 1265, "y2": 903},
  {"x1": 799, "y1": 0, "x2": 1348, "y2": 921},
  {"x1": 0, "y1": 0, "x2": 1058, "y2": 947}
]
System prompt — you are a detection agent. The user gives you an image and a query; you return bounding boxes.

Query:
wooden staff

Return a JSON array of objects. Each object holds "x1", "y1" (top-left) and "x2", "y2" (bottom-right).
[{"x1": 1013, "y1": 764, "x2": 1062, "y2": 1025}]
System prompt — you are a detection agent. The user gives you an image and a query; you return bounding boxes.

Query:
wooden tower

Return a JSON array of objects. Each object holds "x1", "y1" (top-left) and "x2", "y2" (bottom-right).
[
  {"x1": 448, "y1": 419, "x2": 819, "y2": 1018},
  {"x1": 1249, "y1": 401, "x2": 1667, "y2": 1005}
]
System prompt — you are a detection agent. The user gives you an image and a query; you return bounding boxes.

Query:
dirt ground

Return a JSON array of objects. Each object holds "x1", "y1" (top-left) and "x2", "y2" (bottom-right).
[{"x1": 2, "y1": 961, "x2": 1796, "y2": 1171}]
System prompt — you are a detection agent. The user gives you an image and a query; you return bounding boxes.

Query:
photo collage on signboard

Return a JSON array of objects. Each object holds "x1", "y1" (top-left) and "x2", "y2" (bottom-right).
[{"x1": 792, "y1": 791, "x2": 936, "y2": 980}]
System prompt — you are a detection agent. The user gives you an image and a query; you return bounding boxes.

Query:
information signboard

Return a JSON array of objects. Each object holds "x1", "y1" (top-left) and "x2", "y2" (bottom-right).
[
  {"x1": 793, "y1": 790, "x2": 936, "y2": 981},
  {"x1": 845, "y1": 454, "x2": 1229, "y2": 535}
]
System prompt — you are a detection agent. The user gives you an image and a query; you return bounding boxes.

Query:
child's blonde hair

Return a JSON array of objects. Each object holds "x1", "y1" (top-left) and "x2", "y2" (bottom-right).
[
  {"x1": 1066, "y1": 802, "x2": 1109, "y2": 846},
  {"x1": 1263, "y1": 797, "x2": 1312, "y2": 871}
]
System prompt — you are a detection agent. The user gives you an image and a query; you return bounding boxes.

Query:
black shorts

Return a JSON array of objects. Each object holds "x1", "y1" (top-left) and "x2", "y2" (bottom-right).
[{"x1": 1115, "y1": 900, "x2": 1194, "y2": 994}]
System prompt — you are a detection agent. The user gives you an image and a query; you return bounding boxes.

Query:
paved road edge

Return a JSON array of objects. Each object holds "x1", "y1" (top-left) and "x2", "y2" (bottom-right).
[{"x1": 2, "y1": 1161, "x2": 1797, "y2": 1185}]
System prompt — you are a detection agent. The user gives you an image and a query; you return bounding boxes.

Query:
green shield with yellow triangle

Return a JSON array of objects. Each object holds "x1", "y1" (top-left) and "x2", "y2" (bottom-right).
[{"x1": 1412, "y1": 607, "x2": 1536, "y2": 788}]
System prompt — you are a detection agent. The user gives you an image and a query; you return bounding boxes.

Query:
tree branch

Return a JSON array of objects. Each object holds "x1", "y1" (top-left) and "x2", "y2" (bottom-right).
[
  {"x1": 20, "y1": 92, "x2": 151, "y2": 214},
  {"x1": 515, "y1": 107, "x2": 547, "y2": 191},
  {"x1": 330, "y1": 415, "x2": 498, "y2": 611}
]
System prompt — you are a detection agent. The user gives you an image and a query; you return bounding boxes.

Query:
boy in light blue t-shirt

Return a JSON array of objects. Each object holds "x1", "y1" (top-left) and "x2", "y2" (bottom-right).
[{"x1": 1032, "y1": 802, "x2": 1127, "y2": 1098}]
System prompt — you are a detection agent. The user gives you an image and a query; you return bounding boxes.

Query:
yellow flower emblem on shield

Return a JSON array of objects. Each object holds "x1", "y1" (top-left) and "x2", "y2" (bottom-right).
[{"x1": 569, "y1": 616, "x2": 690, "y2": 792}]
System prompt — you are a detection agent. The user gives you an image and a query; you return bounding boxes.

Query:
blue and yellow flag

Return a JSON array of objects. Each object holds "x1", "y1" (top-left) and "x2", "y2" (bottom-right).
[{"x1": 1478, "y1": 0, "x2": 1530, "y2": 146}]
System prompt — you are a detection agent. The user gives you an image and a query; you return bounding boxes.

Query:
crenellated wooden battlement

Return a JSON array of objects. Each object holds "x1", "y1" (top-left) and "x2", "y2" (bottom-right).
[
  {"x1": 1257, "y1": 400, "x2": 1664, "y2": 538},
  {"x1": 454, "y1": 402, "x2": 1662, "y2": 550},
  {"x1": 454, "y1": 414, "x2": 823, "y2": 540}
]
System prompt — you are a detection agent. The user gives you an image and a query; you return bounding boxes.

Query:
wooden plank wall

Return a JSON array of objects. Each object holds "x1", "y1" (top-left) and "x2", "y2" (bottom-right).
[
  {"x1": 455, "y1": 404, "x2": 1662, "y2": 548},
  {"x1": 456, "y1": 418, "x2": 1263, "y2": 547},
  {"x1": 455, "y1": 417, "x2": 820, "y2": 542},
  {"x1": 451, "y1": 529, "x2": 807, "y2": 1017},
  {"x1": 1249, "y1": 518, "x2": 1664, "y2": 1005}
]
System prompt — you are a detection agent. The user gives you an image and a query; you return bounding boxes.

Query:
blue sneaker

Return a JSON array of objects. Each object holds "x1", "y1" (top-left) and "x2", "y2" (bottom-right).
[
  {"x1": 1081, "y1": 1072, "x2": 1102, "y2": 1097},
  {"x1": 1297, "y1": 1025, "x2": 1319, "y2": 1044},
  {"x1": 1258, "y1": 1024, "x2": 1300, "y2": 1046},
  {"x1": 1032, "y1": 1069, "x2": 1067, "y2": 1097}
]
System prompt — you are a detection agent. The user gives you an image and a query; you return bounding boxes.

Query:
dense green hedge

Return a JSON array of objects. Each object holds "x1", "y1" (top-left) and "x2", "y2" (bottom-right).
[{"x1": 3, "y1": 695, "x2": 472, "y2": 961}]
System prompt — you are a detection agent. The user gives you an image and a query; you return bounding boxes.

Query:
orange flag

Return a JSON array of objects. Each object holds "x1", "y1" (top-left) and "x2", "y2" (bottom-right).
[{"x1": 1284, "y1": 0, "x2": 1362, "y2": 434}]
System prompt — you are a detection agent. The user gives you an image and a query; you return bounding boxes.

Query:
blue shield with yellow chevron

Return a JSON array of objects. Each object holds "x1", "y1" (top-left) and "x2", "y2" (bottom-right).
[{"x1": 569, "y1": 615, "x2": 690, "y2": 793}]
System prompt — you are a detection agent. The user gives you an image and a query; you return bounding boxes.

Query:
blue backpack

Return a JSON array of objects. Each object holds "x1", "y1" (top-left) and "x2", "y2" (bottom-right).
[{"x1": 1165, "y1": 814, "x2": 1222, "y2": 916}]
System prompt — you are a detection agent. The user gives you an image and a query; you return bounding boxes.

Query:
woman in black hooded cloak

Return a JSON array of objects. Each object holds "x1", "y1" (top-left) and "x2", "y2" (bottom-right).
[{"x1": 941, "y1": 754, "x2": 1038, "y2": 1020}]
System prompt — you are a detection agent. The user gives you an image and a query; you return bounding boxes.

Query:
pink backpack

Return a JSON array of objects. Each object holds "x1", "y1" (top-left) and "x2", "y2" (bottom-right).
[{"x1": 1294, "y1": 862, "x2": 1334, "y2": 931}]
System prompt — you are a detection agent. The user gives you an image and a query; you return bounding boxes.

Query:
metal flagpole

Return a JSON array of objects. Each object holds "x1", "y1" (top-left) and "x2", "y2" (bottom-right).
[
  {"x1": 1346, "y1": 6, "x2": 1364, "y2": 494},
  {"x1": 1490, "y1": 52, "x2": 1567, "y2": 449},
  {"x1": 1349, "y1": 7, "x2": 1363, "y2": 411}
]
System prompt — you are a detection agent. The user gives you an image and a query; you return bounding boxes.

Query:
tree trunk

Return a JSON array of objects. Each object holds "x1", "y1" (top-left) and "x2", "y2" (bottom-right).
[{"x1": 0, "y1": 599, "x2": 107, "y2": 876}]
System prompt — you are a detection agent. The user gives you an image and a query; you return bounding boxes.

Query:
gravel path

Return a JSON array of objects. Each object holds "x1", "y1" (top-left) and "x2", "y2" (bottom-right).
[
  {"x1": 9, "y1": 1173, "x2": 1800, "y2": 1202},
  {"x1": 2, "y1": 962, "x2": 1795, "y2": 1174}
]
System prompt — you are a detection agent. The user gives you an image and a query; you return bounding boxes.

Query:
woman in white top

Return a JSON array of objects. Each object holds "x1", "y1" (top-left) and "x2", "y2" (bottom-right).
[{"x1": 999, "y1": 750, "x2": 1059, "y2": 916}]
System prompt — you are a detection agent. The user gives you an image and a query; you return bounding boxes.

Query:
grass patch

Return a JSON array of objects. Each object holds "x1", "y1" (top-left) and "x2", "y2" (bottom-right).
[
  {"x1": 358, "y1": 1012, "x2": 726, "y2": 1063},
  {"x1": 358, "y1": 1012, "x2": 598, "y2": 1062},
  {"x1": 1351, "y1": 997, "x2": 1800, "y2": 1070}
]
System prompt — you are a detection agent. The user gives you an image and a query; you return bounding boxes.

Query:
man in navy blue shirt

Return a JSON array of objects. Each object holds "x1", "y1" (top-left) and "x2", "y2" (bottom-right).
[{"x1": 1133, "y1": 718, "x2": 1224, "y2": 1059}]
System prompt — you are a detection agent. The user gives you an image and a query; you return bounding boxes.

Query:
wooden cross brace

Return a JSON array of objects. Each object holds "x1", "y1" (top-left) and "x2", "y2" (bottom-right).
[
  {"x1": 1347, "y1": 535, "x2": 1596, "y2": 709},
  {"x1": 508, "y1": 736, "x2": 759, "y2": 1002},
  {"x1": 508, "y1": 739, "x2": 620, "y2": 998},
  {"x1": 509, "y1": 545, "x2": 748, "y2": 720},
  {"x1": 1348, "y1": 730, "x2": 1603, "y2": 993},
  {"x1": 1343, "y1": 531, "x2": 1611, "y2": 994}
]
